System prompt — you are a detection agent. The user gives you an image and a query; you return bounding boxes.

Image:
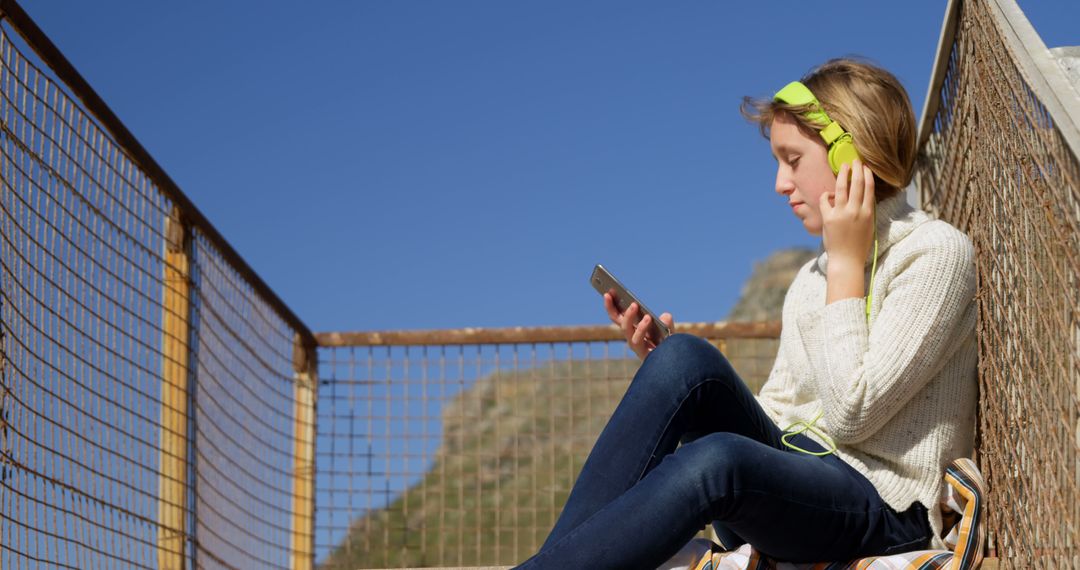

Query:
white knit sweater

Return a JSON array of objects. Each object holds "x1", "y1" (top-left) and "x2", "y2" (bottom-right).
[{"x1": 754, "y1": 192, "x2": 978, "y2": 551}]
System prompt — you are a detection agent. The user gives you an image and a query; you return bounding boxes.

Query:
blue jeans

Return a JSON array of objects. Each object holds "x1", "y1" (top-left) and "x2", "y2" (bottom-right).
[{"x1": 514, "y1": 334, "x2": 931, "y2": 569}]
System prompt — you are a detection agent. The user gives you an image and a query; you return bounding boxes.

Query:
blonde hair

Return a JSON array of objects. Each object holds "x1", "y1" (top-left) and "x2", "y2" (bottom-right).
[{"x1": 741, "y1": 58, "x2": 917, "y2": 200}]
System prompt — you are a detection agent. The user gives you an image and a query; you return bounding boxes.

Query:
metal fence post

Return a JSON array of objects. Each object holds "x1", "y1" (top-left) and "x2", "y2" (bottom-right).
[
  {"x1": 0, "y1": 8, "x2": 7, "y2": 570},
  {"x1": 291, "y1": 334, "x2": 318, "y2": 569},
  {"x1": 157, "y1": 206, "x2": 192, "y2": 570}
]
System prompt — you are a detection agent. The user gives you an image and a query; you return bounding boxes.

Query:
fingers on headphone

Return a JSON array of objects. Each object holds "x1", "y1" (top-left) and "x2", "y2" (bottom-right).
[
  {"x1": 851, "y1": 160, "x2": 865, "y2": 205},
  {"x1": 834, "y1": 162, "x2": 850, "y2": 203},
  {"x1": 863, "y1": 164, "x2": 875, "y2": 208}
]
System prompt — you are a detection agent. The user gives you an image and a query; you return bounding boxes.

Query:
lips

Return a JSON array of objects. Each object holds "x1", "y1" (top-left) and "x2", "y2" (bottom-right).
[{"x1": 790, "y1": 202, "x2": 804, "y2": 209}]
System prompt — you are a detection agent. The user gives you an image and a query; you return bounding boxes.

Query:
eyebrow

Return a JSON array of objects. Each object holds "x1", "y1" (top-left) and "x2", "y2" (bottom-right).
[{"x1": 771, "y1": 143, "x2": 800, "y2": 160}]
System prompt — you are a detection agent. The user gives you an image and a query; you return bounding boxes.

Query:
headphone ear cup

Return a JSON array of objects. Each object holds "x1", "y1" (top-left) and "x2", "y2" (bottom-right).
[{"x1": 828, "y1": 136, "x2": 861, "y2": 175}]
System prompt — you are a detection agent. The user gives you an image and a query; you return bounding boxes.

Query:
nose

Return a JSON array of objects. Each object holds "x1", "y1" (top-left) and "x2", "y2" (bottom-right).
[{"x1": 775, "y1": 165, "x2": 795, "y2": 196}]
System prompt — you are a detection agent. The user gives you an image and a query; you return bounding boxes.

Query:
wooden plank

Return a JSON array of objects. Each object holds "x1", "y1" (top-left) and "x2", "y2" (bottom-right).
[
  {"x1": 988, "y1": 0, "x2": 1080, "y2": 158},
  {"x1": 157, "y1": 207, "x2": 190, "y2": 569},
  {"x1": 290, "y1": 335, "x2": 317, "y2": 570},
  {"x1": 315, "y1": 321, "x2": 781, "y2": 347}
]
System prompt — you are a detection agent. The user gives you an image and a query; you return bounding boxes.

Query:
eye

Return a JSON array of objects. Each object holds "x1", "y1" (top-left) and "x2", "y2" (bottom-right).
[{"x1": 789, "y1": 156, "x2": 800, "y2": 167}]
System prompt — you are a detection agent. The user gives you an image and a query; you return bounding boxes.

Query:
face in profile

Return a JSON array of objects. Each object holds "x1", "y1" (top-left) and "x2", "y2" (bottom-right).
[{"x1": 769, "y1": 112, "x2": 836, "y2": 236}]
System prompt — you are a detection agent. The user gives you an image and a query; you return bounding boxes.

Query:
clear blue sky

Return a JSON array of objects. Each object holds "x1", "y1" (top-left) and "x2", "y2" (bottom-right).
[{"x1": 20, "y1": 1, "x2": 1080, "y2": 333}]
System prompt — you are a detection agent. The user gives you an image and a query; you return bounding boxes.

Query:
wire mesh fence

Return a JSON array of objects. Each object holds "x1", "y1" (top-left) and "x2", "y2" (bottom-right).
[
  {"x1": 312, "y1": 325, "x2": 781, "y2": 568},
  {"x1": 4, "y1": 0, "x2": 1079, "y2": 567},
  {"x1": 916, "y1": 0, "x2": 1080, "y2": 567},
  {"x1": 0, "y1": 4, "x2": 317, "y2": 568}
]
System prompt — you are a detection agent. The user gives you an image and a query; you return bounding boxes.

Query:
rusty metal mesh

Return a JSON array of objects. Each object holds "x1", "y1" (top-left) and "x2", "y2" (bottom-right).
[
  {"x1": 916, "y1": 0, "x2": 1080, "y2": 567},
  {"x1": 187, "y1": 235, "x2": 313, "y2": 569},
  {"x1": 313, "y1": 333, "x2": 779, "y2": 568},
  {"x1": 0, "y1": 15, "x2": 315, "y2": 570}
]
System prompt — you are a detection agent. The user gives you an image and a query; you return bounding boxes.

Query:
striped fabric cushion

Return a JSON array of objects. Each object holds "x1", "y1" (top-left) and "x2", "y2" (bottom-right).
[{"x1": 686, "y1": 458, "x2": 987, "y2": 570}]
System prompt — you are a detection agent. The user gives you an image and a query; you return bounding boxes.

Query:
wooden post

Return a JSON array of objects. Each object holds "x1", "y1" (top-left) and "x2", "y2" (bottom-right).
[
  {"x1": 290, "y1": 334, "x2": 317, "y2": 570},
  {"x1": 157, "y1": 206, "x2": 191, "y2": 569}
]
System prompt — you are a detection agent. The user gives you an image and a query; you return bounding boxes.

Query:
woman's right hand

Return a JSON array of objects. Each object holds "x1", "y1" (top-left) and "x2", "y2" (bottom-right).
[{"x1": 603, "y1": 291, "x2": 676, "y2": 361}]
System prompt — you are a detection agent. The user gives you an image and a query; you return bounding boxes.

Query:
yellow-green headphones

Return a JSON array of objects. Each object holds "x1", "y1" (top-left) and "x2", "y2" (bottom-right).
[{"x1": 773, "y1": 81, "x2": 861, "y2": 174}]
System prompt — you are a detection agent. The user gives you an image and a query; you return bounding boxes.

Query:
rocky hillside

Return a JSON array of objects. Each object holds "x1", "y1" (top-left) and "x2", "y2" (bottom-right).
[{"x1": 727, "y1": 247, "x2": 818, "y2": 321}]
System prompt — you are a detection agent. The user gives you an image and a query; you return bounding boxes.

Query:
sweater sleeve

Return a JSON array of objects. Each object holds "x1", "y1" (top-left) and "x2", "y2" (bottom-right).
[{"x1": 794, "y1": 231, "x2": 976, "y2": 444}]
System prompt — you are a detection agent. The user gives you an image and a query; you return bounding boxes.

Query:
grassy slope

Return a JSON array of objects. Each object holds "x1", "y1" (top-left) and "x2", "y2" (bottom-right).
[{"x1": 319, "y1": 358, "x2": 639, "y2": 568}]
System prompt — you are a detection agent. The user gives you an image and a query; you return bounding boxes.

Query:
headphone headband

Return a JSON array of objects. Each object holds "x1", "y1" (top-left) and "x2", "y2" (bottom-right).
[
  {"x1": 772, "y1": 80, "x2": 860, "y2": 176},
  {"x1": 773, "y1": 81, "x2": 833, "y2": 128}
]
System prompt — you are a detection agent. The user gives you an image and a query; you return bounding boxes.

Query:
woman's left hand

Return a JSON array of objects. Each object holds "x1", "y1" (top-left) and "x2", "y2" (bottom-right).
[{"x1": 820, "y1": 159, "x2": 876, "y2": 268}]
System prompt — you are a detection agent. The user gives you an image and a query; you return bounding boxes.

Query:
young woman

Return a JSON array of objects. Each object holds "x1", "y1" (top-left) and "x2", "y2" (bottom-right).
[{"x1": 513, "y1": 58, "x2": 978, "y2": 568}]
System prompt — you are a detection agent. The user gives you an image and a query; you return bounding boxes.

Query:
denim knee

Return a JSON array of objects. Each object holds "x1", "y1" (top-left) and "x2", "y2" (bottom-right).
[
  {"x1": 634, "y1": 333, "x2": 738, "y2": 394},
  {"x1": 647, "y1": 333, "x2": 729, "y2": 369}
]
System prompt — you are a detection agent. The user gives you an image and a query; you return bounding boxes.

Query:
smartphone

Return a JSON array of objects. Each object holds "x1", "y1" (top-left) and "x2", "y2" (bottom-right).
[{"x1": 590, "y1": 264, "x2": 671, "y2": 341}]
